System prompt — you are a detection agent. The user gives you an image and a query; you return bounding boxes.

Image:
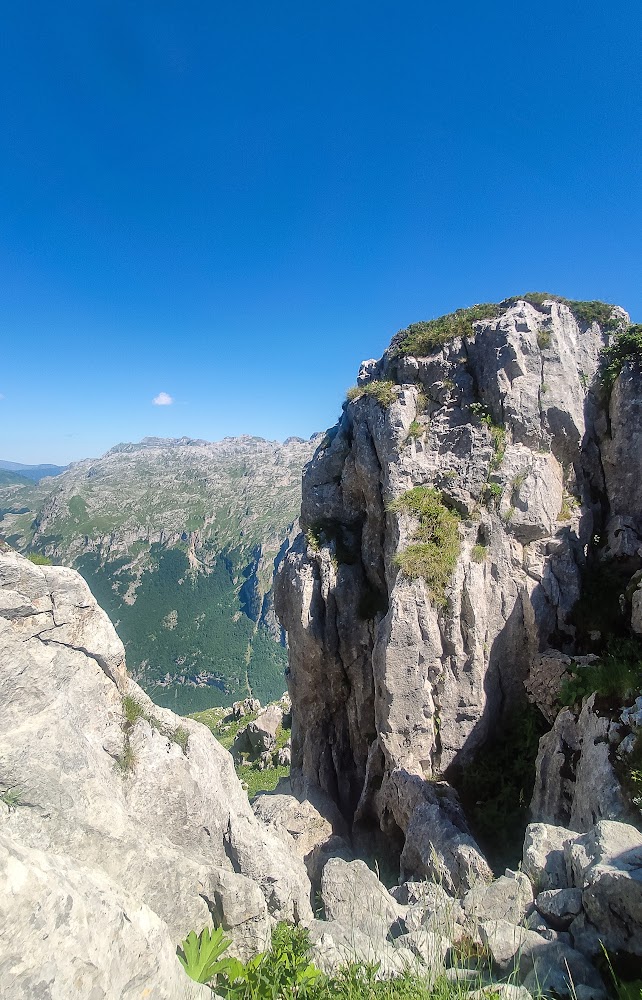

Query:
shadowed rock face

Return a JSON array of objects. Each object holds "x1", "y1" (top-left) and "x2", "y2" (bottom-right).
[
  {"x1": 275, "y1": 297, "x2": 639, "y2": 881},
  {"x1": 0, "y1": 546, "x2": 312, "y2": 997}
]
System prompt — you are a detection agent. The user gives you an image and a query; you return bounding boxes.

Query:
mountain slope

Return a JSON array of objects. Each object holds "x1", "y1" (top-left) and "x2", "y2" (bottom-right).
[{"x1": 0, "y1": 434, "x2": 317, "y2": 712}]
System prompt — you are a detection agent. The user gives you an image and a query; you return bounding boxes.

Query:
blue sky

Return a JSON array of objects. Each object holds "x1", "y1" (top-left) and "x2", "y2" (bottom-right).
[{"x1": 1, "y1": 0, "x2": 641, "y2": 464}]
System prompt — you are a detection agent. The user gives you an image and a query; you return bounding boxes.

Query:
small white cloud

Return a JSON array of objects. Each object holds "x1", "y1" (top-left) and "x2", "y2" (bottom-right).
[{"x1": 152, "y1": 392, "x2": 174, "y2": 406}]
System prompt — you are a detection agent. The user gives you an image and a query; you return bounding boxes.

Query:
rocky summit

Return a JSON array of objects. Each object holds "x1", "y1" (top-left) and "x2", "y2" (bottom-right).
[
  {"x1": 2, "y1": 295, "x2": 642, "y2": 999},
  {"x1": 0, "y1": 434, "x2": 317, "y2": 712}
]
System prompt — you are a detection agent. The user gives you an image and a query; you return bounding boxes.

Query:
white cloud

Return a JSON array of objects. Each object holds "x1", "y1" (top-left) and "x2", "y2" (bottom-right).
[{"x1": 152, "y1": 392, "x2": 174, "y2": 406}]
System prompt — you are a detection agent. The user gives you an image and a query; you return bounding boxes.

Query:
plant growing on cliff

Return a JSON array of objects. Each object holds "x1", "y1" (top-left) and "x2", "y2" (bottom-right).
[
  {"x1": 406, "y1": 420, "x2": 423, "y2": 441},
  {"x1": 26, "y1": 552, "x2": 52, "y2": 565},
  {"x1": 346, "y1": 381, "x2": 397, "y2": 408},
  {"x1": 0, "y1": 786, "x2": 22, "y2": 811},
  {"x1": 600, "y1": 323, "x2": 642, "y2": 393},
  {"x1": 394, "y1": 304, "x2": 499, "y2": 356},
  {"x1": 388, "y1": 487, "x2": 461, "y2": 608}
]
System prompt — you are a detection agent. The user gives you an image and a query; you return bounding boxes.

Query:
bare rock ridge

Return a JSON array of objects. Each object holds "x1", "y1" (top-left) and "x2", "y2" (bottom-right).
[
  {"x1": 275, "y1": 296, "x2": 642, "y2": 886},
  {"x1": 0, "y1": 545, "x2": 312, "y2": 998}
]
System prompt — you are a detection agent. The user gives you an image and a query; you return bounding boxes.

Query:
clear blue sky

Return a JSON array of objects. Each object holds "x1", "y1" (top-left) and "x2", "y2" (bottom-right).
[{"x1": 1, "y1": 1, "x2": 640, "y2": 464}]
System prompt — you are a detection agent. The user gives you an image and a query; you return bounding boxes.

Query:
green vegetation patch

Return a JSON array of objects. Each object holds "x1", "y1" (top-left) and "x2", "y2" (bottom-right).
[
  {"x1": 558, "y1": 638, "x2": 642, "y2": 710},
  {"x1": 394, "y1": 304, "x2": 499, "y2": 356},
  {"x1": 26, "y1": 552, "x2": 52, "y2": 565},
  {"x1": 393, "y1": 294, "x2": 621, "y2": 358},
  {"x1": 600, "y1": 324, "x2": 642, "y2": 393},
  {"x1": 346, "y1": 380, "x2": 397, "y2": 408},
  {"x1": 389, "y1": 487, "x2": 461, "y2": 608}
]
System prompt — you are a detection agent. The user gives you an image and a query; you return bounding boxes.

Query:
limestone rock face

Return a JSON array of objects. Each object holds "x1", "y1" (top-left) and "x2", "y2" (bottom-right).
[
  {"x1": 276, "y1": 297, "x2": 629, "y2": 877},
  {"x1": 0, "y1": 549, "x2": 312, "y2": 996},
  {"x1": 530, "y1": 695, "x2": 635, "y2": 830},
  {"x1": 0, "y1": 834, "x2": 210, "y2": 1000}
]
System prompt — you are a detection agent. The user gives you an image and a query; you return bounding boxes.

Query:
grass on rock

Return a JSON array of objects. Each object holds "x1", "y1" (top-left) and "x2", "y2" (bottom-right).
[
  {"x1": 346, "y1": 381, "x2": 397, "y2": 408},
  {"x1": 388, "y1": 488, "x2": 460, "y2": 608}
]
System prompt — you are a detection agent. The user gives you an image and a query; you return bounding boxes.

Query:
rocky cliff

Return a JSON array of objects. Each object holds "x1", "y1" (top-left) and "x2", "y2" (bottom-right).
[
  {"x1": 276, "y1": 295, "x2": 642, "y2": 886},
  {"x1": 0, "y1": 545, "x2": 313, "y2": 997}
]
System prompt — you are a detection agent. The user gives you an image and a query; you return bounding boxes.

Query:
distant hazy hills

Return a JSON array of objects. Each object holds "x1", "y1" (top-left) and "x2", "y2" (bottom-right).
[
  {"x1": 0, "y1": 460, "x2": 67, "y2": 482},
  {"x1": 0, "y1": 435, "x2": 318, "y2": 713}
]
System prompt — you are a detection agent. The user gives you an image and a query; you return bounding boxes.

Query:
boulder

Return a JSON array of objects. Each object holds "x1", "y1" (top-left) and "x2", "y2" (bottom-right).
[
  {"x1": 200, "y1": 868, "x2": 271, "y2": 962},
  {"x1": 462, "y1": 872, "x2": 533, "y2": 925},
  {"x1": 246, "y1": 704, "x2": 283, "y2": 754},
  {"x1": 0, "y1": 833, "x2": 208, "y2": 1000},
  {"x1": 252, "y1": 791, "x2": 353, "y2": 887},
  {"x1": 522, "y1": 823, "x2": 579, "y2": 890},
  {"x1": 534, "y1": 888, "x2": 583, "y2": 930},
  {"x1": 565, "y1": 820, "x2": 642, "y2": 959},
  {"x1": 320, "y1": 858, "x2": 405, "y2": 940}
]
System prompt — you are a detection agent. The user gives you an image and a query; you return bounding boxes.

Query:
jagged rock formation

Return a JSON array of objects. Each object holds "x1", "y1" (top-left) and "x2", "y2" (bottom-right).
[
  {"x1": 0, "y1": 546, "x2": 312, "y2": 997},
  {"x1": 276, "y1": 296, "x2": 641, "y2": 885},
  {"x1": 0, "y1": 435, "x2": 317, "y2": 711}
]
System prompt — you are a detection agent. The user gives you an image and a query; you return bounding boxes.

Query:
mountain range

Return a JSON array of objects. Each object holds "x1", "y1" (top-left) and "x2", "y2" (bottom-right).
[{"x1": 0, "y1": 434, "x2": 318, "y2": 712}]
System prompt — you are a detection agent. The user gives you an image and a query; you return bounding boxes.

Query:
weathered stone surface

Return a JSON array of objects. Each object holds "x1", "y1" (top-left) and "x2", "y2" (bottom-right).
[
  {"x1": 478, "y1": 920, "x2": 545, "y2": 972},
  {"x1": 320, "y1": 858, "x2": 404, "y2": 939},
  {"x1": 534, "y1": 888, "x2": 582, "y2": 930},
  {"x1": 307, "y1": 919, "x2": 419, "y2": 977},
  {"x1": 0, "y1": 833, "x2": 209, "y2": 1000},
  {"x1": 200, "y1": 868, "x2": 271, "y2": 962},
  {"x1": 0, "y1": 550, "x2": 312, "y2": 990},
  {"x1": 246, "y1": 704, "x2": 283, "y2": 754},
  {"x1": 253, "y1": 791, "x2": 352, "y2": 887},
  {"x1": 275, "y1": 298, "x2": 623, "y2": 879},
  {"x1": 462, "y1": 872, "x2": 533, "y2": 925},
  {"x1": 522, "y1": 823, "x2": 579, "y2": 890},
  {"x1": 565, "y1": 821, "x2": 642, "y2": 958}
]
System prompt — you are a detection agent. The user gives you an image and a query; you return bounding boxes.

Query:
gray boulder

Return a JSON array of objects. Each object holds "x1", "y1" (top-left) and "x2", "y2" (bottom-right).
[
  {"x1": 0, "y1": 833, "x2": 209, "y2": 1000},
  {"x1": 462, "y1": 872, "x2": 533, "y2": 925},
  {"x1": 246, "y1": 704, "x2": 283, "y2": 754},
  {"x1": 320, "y1": 858, "x2": 405, "y2": 940},
  {"x1": 534, "y1": 888, "x2": 583, "y2": 930},
  {"x1": 566, "y1": 820, "x2": 642, "y2": 959},
  {"x1": 522, "y1": 823, "x2": 579, "y2": 890}
]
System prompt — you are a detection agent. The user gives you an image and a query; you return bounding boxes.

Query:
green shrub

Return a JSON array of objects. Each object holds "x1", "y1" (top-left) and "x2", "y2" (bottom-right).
[
  {"x1": 393, "y1": 294, "x2": 621, "y2": 360},
  {"x1": 559, "y1": 638, "x2": 642, "y2": 709},
  {"x1": 600, "y1": 324, "x2": 642, "y2": 392},
  {"x1": 536, "y1": 328, "x2": 551, "y2": 349},
  {"x1": 122, "y1": 695, "x2": 146, "y2": 725},
  {"x1": 26, "y1": 552, "x2": 52, "y2": 565},
  {"x1": 406, "y1": 420, "x2": 423, "y2": 441},
  {"x1": 389, "y1": 488, "x2": 460, "y2": 607},
  {"x1": 346, "y1": 381, "x2": 397, "y2": 408},
  {"x1": 471, "y1": 544, "x2": 487, "y2": 563},
  {"x1": 481, "y1": 482, "x2": 502, "y2": 509},
  {"x1": 171, "y1": 725, "x2": 189, "y2": 753},
  {"x1": 394, "y1": 304, "x2": 499, "y2": 356},
  {"x1": 114, "y1": 738, "x2": 137, "y2": 775}
]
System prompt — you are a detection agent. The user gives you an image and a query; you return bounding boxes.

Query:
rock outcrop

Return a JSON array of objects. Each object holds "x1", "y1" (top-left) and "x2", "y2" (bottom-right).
[
  {"x1": 0, "y1": 547, "x2": 312, "y2": 997},
  {"x1": 275, "y1": 296, "x2": 641, "y2": 886}
]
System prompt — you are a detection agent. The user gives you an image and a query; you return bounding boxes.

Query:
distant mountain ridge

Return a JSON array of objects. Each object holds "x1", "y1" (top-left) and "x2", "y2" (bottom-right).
[
  {"x1": 0, "y1": 434, "x2": 318, "y2": 712},
  {"x1": 0, "y1": 459, "x2": 67, "y2": 481}
]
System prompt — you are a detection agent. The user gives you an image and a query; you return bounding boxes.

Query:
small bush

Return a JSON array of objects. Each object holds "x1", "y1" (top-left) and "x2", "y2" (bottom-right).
[
  {"x1": 471, "y1": 544, "x2": 487, "y2": 563},
  {"x1": 346, "y1": 380, "x2": 397, "y2": 408},
  {"x1": 537, "y1": 327, "x2": 551, "y2": 349},
  {"x1": 171, "y1": 725, "x2": 189, "y2": 753},
  {"x1": 122, "y1": 695, "x2": 146, "y2": 725},
  {"x1": 600, "y1": 324, "x2": 642, "y2": 393},
  {"x1": 26, "y1": 552, "x2": 52, "y2": 565},
  {"x1": 406, "y1": 420, "x2": 423, "y2": 441},
  {"x1": 481, "y1": 482, "x2": 502, "y2": 509},
  {"x1": 389, "y1": 488, "x2": 461, "y2": 607}
]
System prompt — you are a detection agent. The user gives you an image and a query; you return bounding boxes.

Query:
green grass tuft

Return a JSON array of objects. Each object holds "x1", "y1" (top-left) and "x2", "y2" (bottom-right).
[
  {"x1": 26, "y1": 552, "x2": 52, "y2": 565},
  {"x1": 406, "y1": 420, "x2": 423, "y2": 441},
  {"x1": 559, "y1": 638, "x2": 642, "y2": 709},
  {"x1": 389, "y1": 488, "x2": 461, "y2": 608},
  {"x1": 394, "y1": 304, "x2": 499, "y2": 356},
  {"x1": 600, "y1": 324, "x2": 642, "y2": 393},
  {"x1": 346, "y1": 380, "x2": 397, "y2": 408},
  {"x1": 171, "y1": 725, "x2": 190, "y2": 753},
  {"x1": 122, "y1": 695, "x2": 146, "y2": 725},
  {"x1": 471, "y1": 544, "x2": 487, "y2": 563}
]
